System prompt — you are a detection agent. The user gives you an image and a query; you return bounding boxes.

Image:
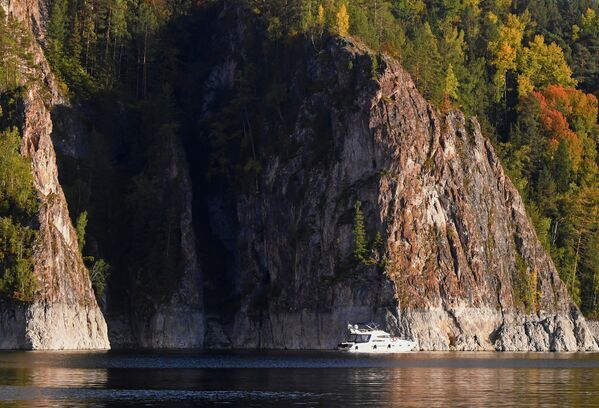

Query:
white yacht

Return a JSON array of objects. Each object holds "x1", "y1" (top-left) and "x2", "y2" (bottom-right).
[{"x1": 337, "y1": 323, "x2": 418, "y2": 353}]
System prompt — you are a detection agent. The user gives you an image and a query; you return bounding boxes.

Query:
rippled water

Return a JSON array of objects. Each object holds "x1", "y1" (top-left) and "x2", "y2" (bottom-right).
[{"x1": 1, "y1": 351, "x2": 599, "y2": 407}]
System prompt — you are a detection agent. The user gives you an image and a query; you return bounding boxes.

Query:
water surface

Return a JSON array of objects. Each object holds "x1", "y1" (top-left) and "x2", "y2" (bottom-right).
[{"x1": 1, "y1": 350, "x2": 599, "y2": 407}]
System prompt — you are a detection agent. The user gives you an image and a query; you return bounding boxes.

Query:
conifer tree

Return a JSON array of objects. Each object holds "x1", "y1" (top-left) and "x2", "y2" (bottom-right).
[
  {"x1": 443, "y1": 63, "x2": 459, "y2": 107},
  {"x1": 353, "y1": 200, "x2": 367, "y2": 262},
  {"x1": 47, "y1": 0, "x2": 69, "y2": 63},
  {"x1": 336, "y1": 4, "x2": 349, "y2": 37},
  {"x1": 407, "y1": 23, "x2": 443, "y2": 104},
  {"x1": 317, "y1": 4, "x2": 326, "y2": 30}
]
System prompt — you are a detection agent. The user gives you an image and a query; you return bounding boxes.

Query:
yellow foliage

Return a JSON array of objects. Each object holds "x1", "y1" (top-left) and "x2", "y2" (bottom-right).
[
  {"x1": 572, "y1": 24, "x2": 580, "y2": 41},
  {"x1": 335, "y1": 4, "x2": 349, "y2": 37},
  {"x1": 444, "y1": 63, "x2": 459, "y2": 102},
  {"x1": 495, "y1": 0, "x2": 512, "y2": 12},
  {"x1": 488, "y1": 14, "x2": 525, "y2": 95},
  {"x1": 317, "y1": 4, "x2": 325, "y2": 27},
  {"x1": 517, "y1": 35, "x2": 577, "y2": 96},
  {"x1": 517, "y1": 74, "x2": 534, "y2": 97},
  {"x1": 486, "y1": 12, "x2": 498, "y2": 24},
  {"x1": 462, "y1": 0, "x2": 481, "y2": 14},
  {"x1": 582, "y1": 8, "x2": 598, "y2": 30}
]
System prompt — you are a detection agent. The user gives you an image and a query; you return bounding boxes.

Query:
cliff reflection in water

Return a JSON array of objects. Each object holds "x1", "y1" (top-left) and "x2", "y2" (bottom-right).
[{"x1": 1, "y1": 351, "x2": 599, "y2": 407}]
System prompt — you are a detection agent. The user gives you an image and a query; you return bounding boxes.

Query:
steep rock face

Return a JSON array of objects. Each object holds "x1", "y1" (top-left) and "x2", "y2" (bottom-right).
[
  {"x1": 0, "y1": 0, "x2": 109, "y2": 349},
  {"x1": 124, "y1": 142, "x2": 205, "y2": 349},
  {"x1": 199, "y1": 33, "x2": 596, "y2": 351},
  {"x1": 371, "y1": 59, "x2": 595, "y2": 351},
  {"x1": 50, "y1": 101, "x2": 205, "y2": 349}
]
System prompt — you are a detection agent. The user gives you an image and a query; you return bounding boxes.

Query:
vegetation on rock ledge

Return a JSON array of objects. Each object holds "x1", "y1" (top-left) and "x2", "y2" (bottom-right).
[{"x1": 0, "y1": 11, "x2": 39, "y2": 302}]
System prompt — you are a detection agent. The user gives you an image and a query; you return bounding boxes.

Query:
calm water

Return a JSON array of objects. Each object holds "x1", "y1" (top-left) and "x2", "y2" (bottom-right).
[{"x1": 1, "y1": 351, "x2": 599, "y2": 407}]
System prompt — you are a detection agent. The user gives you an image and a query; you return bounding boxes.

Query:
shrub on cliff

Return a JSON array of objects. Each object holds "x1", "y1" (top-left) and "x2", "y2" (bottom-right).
[{"x1": 0, "y1": 128, "x2": 38, "y2": 302}]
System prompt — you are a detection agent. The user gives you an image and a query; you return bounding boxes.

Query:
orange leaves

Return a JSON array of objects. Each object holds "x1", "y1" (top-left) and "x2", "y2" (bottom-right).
[
  {"x1": 527, "y1": 86, "x2": 599, "y2": 170},
  {"x1": 542, "y1": 85, "x2": 598, "y2": 130}
]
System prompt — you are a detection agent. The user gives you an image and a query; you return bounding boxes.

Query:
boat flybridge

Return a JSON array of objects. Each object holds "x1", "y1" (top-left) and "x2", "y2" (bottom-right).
[{"x1": 337, "y1": 323, "x2": 418, "y2": 353}]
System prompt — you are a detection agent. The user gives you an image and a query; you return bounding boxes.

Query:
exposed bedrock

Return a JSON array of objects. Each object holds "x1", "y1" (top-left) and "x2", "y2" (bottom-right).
[
  {"x1": 198, "y1": 32, "x2": 597, "y2": 351},
  {"x1": 0, "y1": 0, "x2": 109, "y2": 349}
]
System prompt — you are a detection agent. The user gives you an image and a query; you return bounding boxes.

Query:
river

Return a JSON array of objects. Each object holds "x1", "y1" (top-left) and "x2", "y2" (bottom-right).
[{"x1": 1, "y1": 351, "x2": 599, "y2": 406}]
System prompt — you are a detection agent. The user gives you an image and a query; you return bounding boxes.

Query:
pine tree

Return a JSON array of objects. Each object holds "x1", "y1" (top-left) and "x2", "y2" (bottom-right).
[
  {"x1": 553, "y1": 138, "x2": 572, "y2": 193},
  {"x1": 353, "y1": 200, "x2": 367, "y2": 262},
  {"x1": 47, "y1": 0, "x2": 69, "y2": 64},
  {"x1": 48, "y1": 0, "x2": 69, "y2": 46},
  {"x1": 408, "y1": 23, "x2": 443, "y2": 104},
  {"x1": 75, "y1": 211, "x2": 88, "y2": 253}
]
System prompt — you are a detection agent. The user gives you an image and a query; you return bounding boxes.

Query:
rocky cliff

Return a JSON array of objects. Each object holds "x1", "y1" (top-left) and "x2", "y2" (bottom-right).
[
  {"x1": 102, "y1": 138, "x2": 205, "y2": 349},
  {"x1": 1, "y1": 1, "x2": 596, "y2": 352},
  {"x1": 0, "y1": 0, "x2": 109, "y2": 349},
  {"x1": 194, "y1": 13, "x2": 597, "y2": 350}
]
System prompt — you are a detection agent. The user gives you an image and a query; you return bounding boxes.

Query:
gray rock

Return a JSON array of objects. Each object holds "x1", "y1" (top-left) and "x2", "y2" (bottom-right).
[
  {"x1": 199, "y1": 35, "x2": 597, "y2": 352},
  {"x1": 0, "y1": 0, "x2": 109, "y2": 350}
]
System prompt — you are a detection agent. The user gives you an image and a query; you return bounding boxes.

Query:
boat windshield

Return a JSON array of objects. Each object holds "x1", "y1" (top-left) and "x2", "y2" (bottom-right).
[{"x1": 348, "y1": 334, "x2": 371, "y2": 343}]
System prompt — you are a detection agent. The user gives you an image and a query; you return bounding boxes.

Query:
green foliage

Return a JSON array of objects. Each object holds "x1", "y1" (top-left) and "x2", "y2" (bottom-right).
[
  {"x1": 87, "y1": 257, "x2": 110, "y2": 298},
  {"x1": 443, "y1": 63, "x2": 459, "y2": 106},
  {"x1": 75, "y1": 209, "x2": 110, "y2": 300},
  {"x1": 0, "y1": 9, "x2": 35, "y2": 92},
  {"x1": 0, "y1": 13, "x2": 41, "y2": 303},
  {"x1": 512, "y1": 250, "x2": 540, "y2": 313},
  {"x1": 405, "y1": 23, "x2": 444, "y2": 104},
  {"x1": 0, "y1": 128, "x2": 38, "y2": 302},
  {"x1": 500, "y1": 85, "x2": 599, "y2": 314},
  {"x1": 352, "y1": 200, "x2": 386, "y2": 266},
  {"x1": 353, "y1": 200, "x2": 367, "y2": 262},
  {"x1": 75, "y1": 211, "x2": 88, "y2": 252}
]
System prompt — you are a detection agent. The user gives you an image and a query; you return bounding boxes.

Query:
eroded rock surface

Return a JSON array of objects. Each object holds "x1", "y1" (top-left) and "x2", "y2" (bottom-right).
[
  {"x1": 198, "y1": 32, "x2": 597, "y2": 351},
  {"x1": 0, "y1": 0, "x2": 109, "y2": 350},
  {"x1": 1, "y1": 1, "x2": 595, "y2": 351}
]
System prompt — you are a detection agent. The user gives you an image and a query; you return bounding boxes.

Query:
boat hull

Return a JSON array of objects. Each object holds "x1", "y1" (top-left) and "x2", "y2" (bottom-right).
[{"x1": 337, "y1": 339, "x2": 417, "y2": 353}]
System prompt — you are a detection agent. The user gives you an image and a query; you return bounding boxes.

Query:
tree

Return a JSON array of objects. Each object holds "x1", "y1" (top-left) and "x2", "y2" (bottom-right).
[
  {"x1": 0, "y1": 8, "x2": 34, "y2": 91},
  {"x1": 89, "y1": 258, "x2": 110, "y2": 298},
  {"x1": 353, "y1": 200, "x2": 367, "y2": 261},
  {"x1": 0, "y1": 128, "x2": 36, "y2": 212},
  {"x1": 407, "y1": 23, "x2": 443, "y2": 104},
  {"x1": 488, "y1": 13, "x2": 525, "y2": 101},
  {"x1": 0, "y1": 128, "x2": 38, "y2": 301},
  {"x1": 581, "y1": 8, "x2": 599, "y2": 34},
  {"x1": 443, "y1": 63, "x2": 459, "y2": 107},
  {"x1": 517, "y1": 35, "x2": 577, "y2": 96},
  {"x1": 79, "y1": 0, "x2": 97, "y2": 72},
  {"x1": 48, "y1": 0, "x2": 69, "y2": 47},
  {"x1": 75, "y1": 211, "x2": 88, "y2": 252},
  {"x1": 317, "y1": 4, "x2": 326, "y2": 29},
  {"x1": 335, "y1": 4, "x2": 350, "y2": 37}
]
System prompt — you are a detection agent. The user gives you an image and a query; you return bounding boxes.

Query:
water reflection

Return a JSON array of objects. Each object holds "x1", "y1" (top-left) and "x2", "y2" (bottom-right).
[{"x1": 1, "y1": 351, "x2": 599, "y2": 407}]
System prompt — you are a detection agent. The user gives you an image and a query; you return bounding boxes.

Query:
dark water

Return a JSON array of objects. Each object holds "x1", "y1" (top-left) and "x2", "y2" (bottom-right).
[{"x1": 1, "y1": 351, "x2": 599, "y2": 407}]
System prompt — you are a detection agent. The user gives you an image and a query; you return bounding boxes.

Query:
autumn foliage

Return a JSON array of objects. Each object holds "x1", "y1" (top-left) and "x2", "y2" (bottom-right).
[{"x1": 526, "y1": 86, "x2": 598, "y2": 172}]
